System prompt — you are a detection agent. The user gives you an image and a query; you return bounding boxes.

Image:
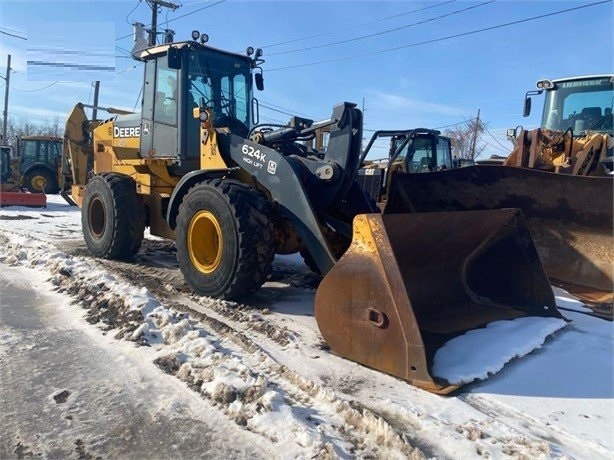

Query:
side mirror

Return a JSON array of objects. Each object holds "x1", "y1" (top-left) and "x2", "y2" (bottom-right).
[
  {"x1": 167, "y1": 47, "x2": 181, "y2": 69},
  {"x1": 523, "y1": 96, "x2": 531, "y2": 117},
  {"x1": 254, "y1": 72, "x2": 264, "y2": 91}
]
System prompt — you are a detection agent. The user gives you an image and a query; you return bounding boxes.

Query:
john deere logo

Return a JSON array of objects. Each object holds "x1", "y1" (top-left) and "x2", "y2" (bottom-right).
[{"x1": 113, "y1": 126, "x2": 141, "y2": 138}]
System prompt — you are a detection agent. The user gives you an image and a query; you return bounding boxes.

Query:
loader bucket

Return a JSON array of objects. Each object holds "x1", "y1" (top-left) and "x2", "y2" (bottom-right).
[
  {"x1": 386, "y1": 166, "x2": 614, "y2": 311},
  {"x1": 314, "y1": 210, "x2": 561, "y2": 394}
]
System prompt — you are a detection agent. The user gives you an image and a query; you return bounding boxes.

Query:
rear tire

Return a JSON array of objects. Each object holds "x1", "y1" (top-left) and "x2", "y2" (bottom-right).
[
  {"x1": 24, "y1": 168, "x2": 59, "y2": 194},
  {"x1": 176, "y1": 179, "x2": 275, "y2": 300},
  {"x1": 81, "y1": 173, "x2": 145, "y2": 259}
]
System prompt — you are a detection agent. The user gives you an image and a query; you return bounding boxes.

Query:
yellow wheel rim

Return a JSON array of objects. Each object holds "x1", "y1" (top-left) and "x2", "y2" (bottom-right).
[
  {"x1": 188, "y1": 210, "x2": 223, "y2": 274},
  {"x1": 32, "y1": 175, "x2": 47, "y2": 191}
]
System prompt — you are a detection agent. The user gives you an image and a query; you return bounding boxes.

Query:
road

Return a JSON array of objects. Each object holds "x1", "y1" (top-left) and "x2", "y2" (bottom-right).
[{"x1": 0, "y1": 266, "x2": 272, "y2": 459}]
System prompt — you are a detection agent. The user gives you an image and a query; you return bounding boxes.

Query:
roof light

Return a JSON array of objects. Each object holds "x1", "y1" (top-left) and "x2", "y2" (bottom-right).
[
  {"x1": 191, "y1": 30, "x2": 200, "y2": 41},
  {"x1": 200, "y1": 33, "x2": 209, "y2": 44},
  {"x1": 536, "y1": 79, "x2": 554, "y2": 90},
  {"x1": 255, "y1": 48, "x2": 263, "y2": 58},
  {"x1": 246, "y1": 46, "x2": 254, "y2": 56}
]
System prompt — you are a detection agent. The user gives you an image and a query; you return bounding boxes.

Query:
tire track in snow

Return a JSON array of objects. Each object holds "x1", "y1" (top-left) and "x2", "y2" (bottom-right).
[{"x1": 0, "y1": 233, "x2": 424, "y2": 458}]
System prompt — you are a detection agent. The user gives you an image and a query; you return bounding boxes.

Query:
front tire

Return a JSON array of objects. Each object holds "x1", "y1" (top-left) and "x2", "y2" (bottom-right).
[
  {"x1": 81, "y1": 173, "x2": 145, "y2": 259},
  {"x1": 176, "y1": 179, "x2": 275, "y2": 300},
  {"x1": 24, "y1": 168, "x2": 59, "y2": 194}
]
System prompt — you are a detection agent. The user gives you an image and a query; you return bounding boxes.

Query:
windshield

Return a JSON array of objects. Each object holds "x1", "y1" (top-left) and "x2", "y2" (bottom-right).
[
  {"x1": 186, "y1": 48, "x2": 252, "y2": 127},
  {"x1": 541, "y1": 76, "x2": 613, "y2": 134}
]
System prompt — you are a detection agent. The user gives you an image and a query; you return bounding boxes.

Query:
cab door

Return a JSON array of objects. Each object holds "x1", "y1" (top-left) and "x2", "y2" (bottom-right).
[{"x1": 140, "y1": 55, "x2": 179, "y2": 158}]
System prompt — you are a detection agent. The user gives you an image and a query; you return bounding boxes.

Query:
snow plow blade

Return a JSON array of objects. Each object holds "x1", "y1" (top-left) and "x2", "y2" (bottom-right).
[
  {"x1": 314, "y1": 210, "x2": 561, "y2": 394},
  {"x1": 386, "y1": 166, "x2": 614, "y2": 311},
  {"x1": 0, "y1": 190, "x2": 47, "y2": 208}
]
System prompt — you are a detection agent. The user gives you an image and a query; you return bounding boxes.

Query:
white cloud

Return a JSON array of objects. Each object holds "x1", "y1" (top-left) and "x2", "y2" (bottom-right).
[{"x1": 368, "y1": 90, "x2": 466, "y2": 117}]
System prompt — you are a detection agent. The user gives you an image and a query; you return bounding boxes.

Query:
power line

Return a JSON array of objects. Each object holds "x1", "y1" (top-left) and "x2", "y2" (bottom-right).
[
  {"x1": 485, "y1": 126, "x2": 510, "y2": 150},
  {"x1": 434, "y1": 118, "x2": 477, "y2": 130},
  {"x1": 126, "y1": 0, "x2": 143, "y2": 24},
  {"x1": 268, "y1": 0, "x2": 611, "y2": 72},
  {"x1": 0, "y1": 30, "x2": 27, "y2": 40},
  {"x1": 259, "y1": 100, "x2": 316, "y2": 119},
  {"x1": 115, "y1": 0, "x2": 227, "y2": 41},
  {"x1": 0, "y1": 26, "x2": 25, "y2": 34},
  {"x1": 12, "y1": 82, "x2": 59, "y2": 92},
  {"x1": 115, "y1": 62, "x2": 143, "y2": 75},
  {"x1": 269, "y1": 0, "x2": 494, "y2": 56},
  {"x1": 262, "y1": 0, "x2": 456, "y2": 48}
]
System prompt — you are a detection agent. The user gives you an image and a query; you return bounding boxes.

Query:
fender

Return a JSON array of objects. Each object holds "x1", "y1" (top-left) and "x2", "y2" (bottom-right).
[
  {"x1": 166, "y1": 168, "x2": 233, "y2": 229},
  {"x1": 22, "y1": 162, "x2": 55, "y2": 177}
]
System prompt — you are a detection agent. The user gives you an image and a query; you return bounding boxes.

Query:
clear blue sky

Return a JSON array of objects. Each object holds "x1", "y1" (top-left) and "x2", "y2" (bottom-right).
[{"x1": 1, "y1": 0, "x2": 612, "y2": 159}]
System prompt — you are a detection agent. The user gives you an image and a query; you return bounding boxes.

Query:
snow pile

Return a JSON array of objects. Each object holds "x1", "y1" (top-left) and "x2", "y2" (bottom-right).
[{"x1": 432, "y1": 316, "x2": 567, "y2": 384}]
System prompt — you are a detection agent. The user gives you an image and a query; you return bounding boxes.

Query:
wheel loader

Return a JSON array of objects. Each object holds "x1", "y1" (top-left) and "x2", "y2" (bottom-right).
[
  {"x1": 387, "y1": 75, "x2": 613, "y2": 314},
  {"x1": 63, "y1": 30, "x2": 562, "y2": 393}
]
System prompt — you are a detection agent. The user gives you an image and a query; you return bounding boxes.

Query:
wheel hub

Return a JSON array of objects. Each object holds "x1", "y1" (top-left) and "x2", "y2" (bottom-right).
[
  {"x1": 31, "y1": 175, "x2": 47, "y2": 191},
  {"x1": 188, "y1": 210, "x2": 223, "y2": 274},
  {"x1": 88, "y1": 196, "x2": 106, "y2": 238}
]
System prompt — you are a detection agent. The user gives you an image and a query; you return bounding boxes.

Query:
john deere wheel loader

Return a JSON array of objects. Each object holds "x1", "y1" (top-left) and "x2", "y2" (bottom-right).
[
  {"x1": 64, "y1": 30, "x2": 562, "y2": 393},
  {"x1": 387, "y1": 75, "x2": 613, "y2": 314}
]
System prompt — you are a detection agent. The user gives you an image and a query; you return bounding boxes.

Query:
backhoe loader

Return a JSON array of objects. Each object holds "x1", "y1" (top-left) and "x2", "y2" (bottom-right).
[
  {"x1": 63, "y1": 30, "x2": 562, "y2": 393},
  {"x1": 388, "y1": 75, "x2": 613, "y2": 313}
]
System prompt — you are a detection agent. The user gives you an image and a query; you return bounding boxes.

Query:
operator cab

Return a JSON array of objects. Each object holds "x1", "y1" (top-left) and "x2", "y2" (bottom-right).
[
  {"x1": 523, "y1": 75, "x2": 614, "y2": 135},
  {"x1": 129, "y1": 32, "x2": 263, "y2": 173}
]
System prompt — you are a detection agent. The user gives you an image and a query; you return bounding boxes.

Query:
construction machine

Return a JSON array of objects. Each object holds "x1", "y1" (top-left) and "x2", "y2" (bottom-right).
[
  {"x1": 384, "y1": 75, "x2": 613, "y2": 313},
  {"x1": 0, "y1": 146, "x2": 47, "y2": 207},
  {"x1": 356, "y1": 129, "x2": 456, "y2": 206},
  {"x1": 13, "y1": 135, "x2": 65, "y2": 194},
  {"x1": 63, "y1": 29, "x2": 562, "y2": 393}
]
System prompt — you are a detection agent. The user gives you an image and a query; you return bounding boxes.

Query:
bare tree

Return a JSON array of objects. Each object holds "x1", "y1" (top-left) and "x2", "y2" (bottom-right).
[
  {"x1": 0, "y1": 115, "x2": 63, "y2": 148},
  {"x1": 444, "y1": 118, "x2": 487, "y2": 160}
]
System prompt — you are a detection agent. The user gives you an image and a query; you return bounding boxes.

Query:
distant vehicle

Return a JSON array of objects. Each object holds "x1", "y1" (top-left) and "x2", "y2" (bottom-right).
[
  {"x1": 356, "y1": 129, "x2": 457, "y2": 205},
  {"x1": 14, "y1": 135, "x2": 64, "y2": 194}
]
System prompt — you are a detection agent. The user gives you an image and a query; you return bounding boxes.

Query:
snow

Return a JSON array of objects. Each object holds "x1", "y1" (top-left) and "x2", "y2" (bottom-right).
[
  {"x1": 432, "y1": 316, "x2": 567, "y2": 384},
  {"x1": 1, "y1": 195, "x2": 612, "y2": 459}
]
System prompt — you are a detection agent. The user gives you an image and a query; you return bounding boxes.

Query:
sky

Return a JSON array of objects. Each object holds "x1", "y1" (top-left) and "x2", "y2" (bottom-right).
[
  {"x1": 1, "y1": 194, "x2": 612, "y2": 458},
  {"x1": 0, "y1": 0, "x2": 612, "y2": 159}
]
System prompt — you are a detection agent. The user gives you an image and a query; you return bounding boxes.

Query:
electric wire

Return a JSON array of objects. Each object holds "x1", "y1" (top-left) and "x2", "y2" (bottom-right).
[
  {"x1": 434, "y1": 118, "x2": 478, "y2": 130},
  {"x1": 115, "y1": 0, "x2": 227, "y2": 41},
  {"x1": 269, "y1": 0, "x2": 495, "y2": 56},
  {"x1": 12, "y1": 81, "x2": 60, "y2": 92},
  {"x1": 263, "y1": 0, "x2": 456, "y2": 48},
  {"x1": 485, "y1": 126, "x2": 510, "y2": 150},
  {"x1": 268, "y1": 0, "x2": 611, "y2": 71},
  {"x1": 0, "y1": 30, "x2": 27, "y2": 40},
  {"x1": 125, "y1": 0, "x2": 143, "y2": 24}
]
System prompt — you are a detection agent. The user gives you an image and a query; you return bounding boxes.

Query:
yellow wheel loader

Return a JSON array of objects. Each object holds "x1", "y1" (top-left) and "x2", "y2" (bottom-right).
[
  {"x1": 387, "y1": 76, "x2": 613, "y2": 314},
  {"x1": 64, "y1": 31, "x2": 562, "y2": 393}
]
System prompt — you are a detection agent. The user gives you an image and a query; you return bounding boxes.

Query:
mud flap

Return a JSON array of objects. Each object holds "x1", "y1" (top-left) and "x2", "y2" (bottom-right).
[{"x1": 314, "y1": 210, "x2": 561, "y2": 394}]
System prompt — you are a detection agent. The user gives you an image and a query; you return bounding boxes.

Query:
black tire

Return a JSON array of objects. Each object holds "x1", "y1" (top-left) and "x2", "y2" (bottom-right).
[
  {"x1": 175, "y1": 178, "x2": 275, "y2": 300},
  {"x1": 24, "y1": 168, "x2": 59, "y2": 194},
  {"x1": 81, "y1": 173, "x2": 145, "y2": 260}
]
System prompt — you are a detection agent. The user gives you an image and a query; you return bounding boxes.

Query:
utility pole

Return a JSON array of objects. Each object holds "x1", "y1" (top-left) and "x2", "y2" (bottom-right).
[
  {"x1": 92, "y1": 81, "x2": 100, "y2": 120},
  {"x1": 146, "y1": 0, "x2": 180, "y2": 46},
  {"x1": 469, "y1": 108, "x2": 481, "y2": 159},
  {"x1": 1, "y1": 54, "x2": 11, "y2": 146}
]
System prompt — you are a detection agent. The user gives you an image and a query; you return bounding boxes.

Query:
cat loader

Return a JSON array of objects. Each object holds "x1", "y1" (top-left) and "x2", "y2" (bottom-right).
[
  {"x1": 63, "y1": 30, "x2": 561, "y2": 393},
  {"x1": 389, "y1": 76, "x2": 613, "y2": 315}
]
